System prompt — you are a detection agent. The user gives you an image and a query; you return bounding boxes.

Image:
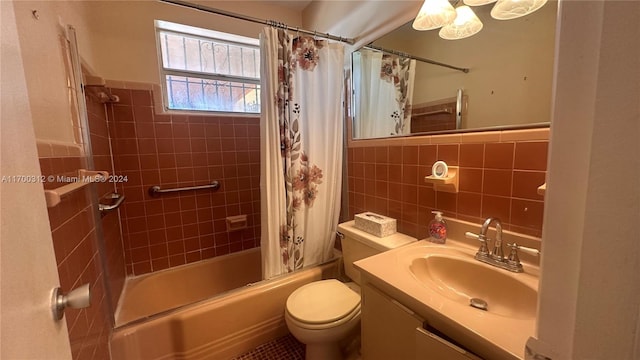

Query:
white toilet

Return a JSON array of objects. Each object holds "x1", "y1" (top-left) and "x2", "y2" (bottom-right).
[{"x1": 285, "y1": 220, "x2": 416, "y2": 360}]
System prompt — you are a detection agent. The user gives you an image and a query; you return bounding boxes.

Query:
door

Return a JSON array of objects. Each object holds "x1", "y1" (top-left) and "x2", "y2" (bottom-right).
[{"x1": 0, "y1": 1, "x2": 73, "y2": 358}]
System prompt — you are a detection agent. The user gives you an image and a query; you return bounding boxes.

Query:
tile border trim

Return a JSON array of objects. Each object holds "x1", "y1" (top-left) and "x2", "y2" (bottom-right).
[
  {"x1": 348, "y1": 127, "x2": 549, "y2": 148},
  {"x1": 36, "y1": 140, "x2": 84, "y2": 158}
]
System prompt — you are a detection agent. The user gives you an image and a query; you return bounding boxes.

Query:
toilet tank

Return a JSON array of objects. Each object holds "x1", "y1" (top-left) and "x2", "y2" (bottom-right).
[{"x1": 337, "y1": 220, "x2": 416, "y2": 284}]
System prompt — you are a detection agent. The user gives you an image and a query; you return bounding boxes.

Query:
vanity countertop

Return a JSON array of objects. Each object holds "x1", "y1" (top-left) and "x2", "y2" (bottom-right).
[{"x1": 355, "y1": 238, "x2": 540, "y2": 360}]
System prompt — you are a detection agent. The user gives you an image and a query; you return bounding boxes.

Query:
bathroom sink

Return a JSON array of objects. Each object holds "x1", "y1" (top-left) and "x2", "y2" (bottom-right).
[
  {"x1": 355, "y1": 230, "x2": 541, "y2": 360},
  {"x1": 409, "y1": 253, "x2": 537, "y2": 319}
]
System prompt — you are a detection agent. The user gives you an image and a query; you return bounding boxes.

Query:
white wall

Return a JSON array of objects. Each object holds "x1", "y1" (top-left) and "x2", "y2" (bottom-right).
[
  {"x1": 13, "y1": 1, "x2": 94, "y2": 144},
  {"x1": 82, "y1": 0, "x2": 302, "y2": 84},
  {"x1": 535, "y1": 0, "x2": 640, "y2": 358}
]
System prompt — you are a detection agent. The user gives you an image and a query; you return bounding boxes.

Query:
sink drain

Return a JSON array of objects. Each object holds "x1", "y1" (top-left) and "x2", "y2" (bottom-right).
[{"x1": 470, "y1": 298, "x2": 488, "y2": 311}]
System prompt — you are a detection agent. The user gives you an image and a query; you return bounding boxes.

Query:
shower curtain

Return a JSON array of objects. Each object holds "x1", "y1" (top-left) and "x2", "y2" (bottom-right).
[
  {"x1": 259, "y1": 28, "x2": 345, "y2": 279},
  {"x1": 353, "y1": 49, "x2": 416, "y2": 138}
]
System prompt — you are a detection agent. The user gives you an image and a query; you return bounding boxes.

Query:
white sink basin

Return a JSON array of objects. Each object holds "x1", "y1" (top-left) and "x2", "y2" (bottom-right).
[{"x1": 409, "y1": 253, "x2": 537, "y2": 319}]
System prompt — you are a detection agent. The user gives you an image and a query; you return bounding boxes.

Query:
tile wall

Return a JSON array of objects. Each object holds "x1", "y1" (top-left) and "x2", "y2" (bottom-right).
[
  {"x1": 106, "y1": 88, "x2": 261, "y2": 276},
  {"x1": 39, "y1": 153, "x2": 111, "y2": 360},
  {"x1": 347, "y1": 131, "x2": 548, "y2": 239}
]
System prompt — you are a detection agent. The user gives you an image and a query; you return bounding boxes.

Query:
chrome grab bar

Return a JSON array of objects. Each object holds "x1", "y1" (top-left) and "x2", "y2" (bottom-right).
[
  {"x1": 149, "y1": 180, "x2": 220, "y2": 197},
  {"x1": 420, "y1": 108, "x2": 453, "y2": 116},
  {"x1": 98, "y1": 193, "x2": 126, "y2": 214}
]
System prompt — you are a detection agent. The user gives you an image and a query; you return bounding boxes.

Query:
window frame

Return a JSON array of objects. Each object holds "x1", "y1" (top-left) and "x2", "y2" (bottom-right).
[{"x1": 155, "y1": 22, "x2": 261, "y2": 115}]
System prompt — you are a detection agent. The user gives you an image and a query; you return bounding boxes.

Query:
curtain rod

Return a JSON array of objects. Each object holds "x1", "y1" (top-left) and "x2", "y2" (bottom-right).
[
  {"x1": 364, "y1": 44, "x2": 469, "y2": 73},
  {"x1": 159, "y1": 0, "x2": 355, "y2": 45}
]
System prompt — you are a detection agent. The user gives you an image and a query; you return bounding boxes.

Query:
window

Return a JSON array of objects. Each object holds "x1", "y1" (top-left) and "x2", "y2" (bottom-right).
[{"x1": 156, "y1": 20, "x2": 260, "y2": 113}]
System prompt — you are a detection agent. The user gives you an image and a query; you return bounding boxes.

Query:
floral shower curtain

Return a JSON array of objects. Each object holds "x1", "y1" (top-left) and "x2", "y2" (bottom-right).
[
  {"x1": 260, "y1": 28, "x2": 345, "y2": 279},
  {"x1": 353, "y1": 49, "x2": 416, "y2": 138}
]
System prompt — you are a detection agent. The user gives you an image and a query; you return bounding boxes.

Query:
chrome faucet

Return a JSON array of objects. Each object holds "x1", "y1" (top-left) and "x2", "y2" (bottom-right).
[
  {"x1": 466, "y1": 217, "x2": 539, "y2": 273},
  {"x1": 480, "y1": 217, "x2": 504, "y2": 261}
]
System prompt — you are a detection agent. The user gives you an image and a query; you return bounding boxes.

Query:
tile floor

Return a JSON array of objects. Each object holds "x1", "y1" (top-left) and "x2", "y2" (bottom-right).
[{"x1": 232, "y1": 334, "x2": 305, "y2": 360}]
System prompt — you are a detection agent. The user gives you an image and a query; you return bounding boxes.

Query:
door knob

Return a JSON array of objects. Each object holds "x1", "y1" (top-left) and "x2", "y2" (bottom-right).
[{"x1": 51, "y1": 283, "x2": 91, "y2": 321}]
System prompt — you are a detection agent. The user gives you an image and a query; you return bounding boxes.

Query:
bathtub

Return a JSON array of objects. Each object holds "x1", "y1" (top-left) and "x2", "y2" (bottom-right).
[
  {"x1": 115, "y1": 249, "x2": 263, "y2": 326},
  {"x1": 111, "y1": 251, "x2": 340, "y2": 360}
]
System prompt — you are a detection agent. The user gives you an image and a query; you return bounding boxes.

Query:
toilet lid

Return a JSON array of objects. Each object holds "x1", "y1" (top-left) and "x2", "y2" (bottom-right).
[{"x1": 286, "y1": 279, "x2": 361, "y2": 324}]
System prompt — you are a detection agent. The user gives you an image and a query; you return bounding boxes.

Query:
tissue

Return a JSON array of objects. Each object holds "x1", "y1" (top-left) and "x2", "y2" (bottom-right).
[{"x1": 354, "y1": 212, "x2": 397, "y2": 238}]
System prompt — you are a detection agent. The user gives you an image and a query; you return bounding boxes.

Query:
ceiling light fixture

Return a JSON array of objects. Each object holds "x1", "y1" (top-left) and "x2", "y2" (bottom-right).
[
  {"x1": 439, "y1": 5, "x2": 484, "y2": 40},
  {"x1": 412, "y1": 0, "x2": 457, "y2": 31},
  {"x1": 412, "y1": 0, "x2": 549, "y2": 40},
  {"x1": 490, "y1": 0, "x2": 548, "y2": 20}
]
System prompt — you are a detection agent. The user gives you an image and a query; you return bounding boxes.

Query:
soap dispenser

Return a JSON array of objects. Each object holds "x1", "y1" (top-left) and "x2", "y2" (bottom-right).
[{"x1": 428, "y1": 211, "x2": 447, "y2": 244}]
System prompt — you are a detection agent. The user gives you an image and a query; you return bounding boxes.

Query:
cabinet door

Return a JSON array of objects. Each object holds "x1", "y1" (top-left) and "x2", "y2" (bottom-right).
[
  {"x1": 362, "y1": 284, "x2": 424, "y2": 360},
  {"x1": 415, "y1": 327, "x2": 483, "y2": 360}
]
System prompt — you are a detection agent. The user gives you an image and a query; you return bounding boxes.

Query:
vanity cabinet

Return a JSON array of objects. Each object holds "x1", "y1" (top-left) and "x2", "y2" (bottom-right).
[
  {"x1": 361, "y1": 283, "x2": 423, "y2": 359},
  {"x1": 415, "y1": 327, "x2": 482, "y2": 360},
  {"x1": 362, "y1": 283, "x2": 482, "y2": 360}
]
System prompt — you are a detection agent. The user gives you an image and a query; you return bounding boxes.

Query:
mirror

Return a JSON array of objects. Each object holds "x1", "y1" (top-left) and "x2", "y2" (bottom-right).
[{"x1": 351, "y1": 2, "x2": 557, "y2": 139}]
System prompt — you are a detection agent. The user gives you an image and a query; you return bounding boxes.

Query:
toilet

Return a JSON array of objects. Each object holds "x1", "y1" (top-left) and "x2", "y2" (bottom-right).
[{"x1": 285, "y1": 220, "x2": 416, "y2": 360}]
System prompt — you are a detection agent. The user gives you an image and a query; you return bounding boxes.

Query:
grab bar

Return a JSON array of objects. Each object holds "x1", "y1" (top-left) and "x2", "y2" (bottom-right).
[
  {"x1": 98, "y1": 193, "x2": 126, "y2": 214},
  {"x1": 149, "y1": 180, "x2": 220, "y2": 197},
  {"x1": 419, "y1": 108, "x2": 453, "y2": 116}
]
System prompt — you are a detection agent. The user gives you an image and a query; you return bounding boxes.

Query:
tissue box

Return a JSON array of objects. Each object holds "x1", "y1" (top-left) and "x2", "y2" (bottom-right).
[{"x1": 354, "y1": 212, "x2": 397, "y2": 238}]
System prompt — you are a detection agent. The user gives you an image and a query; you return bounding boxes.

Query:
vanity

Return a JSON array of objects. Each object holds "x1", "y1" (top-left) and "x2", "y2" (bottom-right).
[{"x1": 354, "y1": 218, "x2": 541, "y2": 360}]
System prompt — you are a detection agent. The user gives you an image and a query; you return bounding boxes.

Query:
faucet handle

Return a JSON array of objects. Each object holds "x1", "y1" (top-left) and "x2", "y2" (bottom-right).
[
  {"x1": 507, "y1": 243, "x2": 540, "y2": 266},
  {"x1": 465, "y1": 231, "x2": 480, "y2": 240},
  {"x1": 508, "y1": 243, "x2": 541, "y2": 256},
  {"x1": 466, "y1": 232, "x2": 490, "y2": 255}
]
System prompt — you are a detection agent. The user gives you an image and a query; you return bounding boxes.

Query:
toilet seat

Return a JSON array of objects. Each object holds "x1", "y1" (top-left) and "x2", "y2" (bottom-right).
[{"x1": 286, "y1": 279, "x2": 361, "y2": 330}]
